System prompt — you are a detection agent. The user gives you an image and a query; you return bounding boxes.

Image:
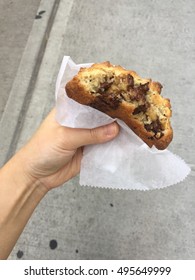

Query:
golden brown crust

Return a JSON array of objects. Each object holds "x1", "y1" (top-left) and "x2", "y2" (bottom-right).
[{"x1": 65, "y1": 62, "x2": 173, "y2": 149}]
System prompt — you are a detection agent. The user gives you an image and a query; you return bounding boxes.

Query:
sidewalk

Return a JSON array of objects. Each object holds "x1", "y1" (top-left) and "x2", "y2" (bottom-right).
[
  {"x1": 1, "y1": 0, "x2": 195, "y2": 260},
  {"x1": 0, "y1": 0, "x2": 41, "y2": 119}
]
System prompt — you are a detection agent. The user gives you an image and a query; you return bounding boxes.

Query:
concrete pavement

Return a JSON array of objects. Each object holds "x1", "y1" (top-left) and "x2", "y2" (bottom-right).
[
  {"x1": 0, "y1": 0, "x2": 195, "y2": 259},
  {"x1": 0, "y1": 0, "x2": 41, "y2": 118}
]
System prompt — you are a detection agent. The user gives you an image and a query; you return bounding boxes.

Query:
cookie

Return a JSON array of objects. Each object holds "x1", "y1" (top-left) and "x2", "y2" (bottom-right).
[{"x1": 65, "y1": 61, "x2": 173, "y2": 149}]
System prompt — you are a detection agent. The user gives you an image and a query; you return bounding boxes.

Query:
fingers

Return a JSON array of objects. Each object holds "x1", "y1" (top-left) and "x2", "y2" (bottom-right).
[
  {"x1": 46, "y1": 107, "x2": 120, "y2": 149},
  {"x1": 63, "y1": 122, "x2": 120, "y2": 149}
]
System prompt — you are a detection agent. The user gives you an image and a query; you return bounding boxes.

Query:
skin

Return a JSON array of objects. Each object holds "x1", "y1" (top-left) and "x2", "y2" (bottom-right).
[{"x1": 0, "y1": 108, "x2": 119, "y2": 259}]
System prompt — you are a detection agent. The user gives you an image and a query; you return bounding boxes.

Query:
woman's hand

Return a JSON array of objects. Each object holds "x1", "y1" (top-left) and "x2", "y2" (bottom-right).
[
  {"x1": 19, "y1": 108, "x2": 119, "y2": 191},
  {"x1": 0, "y1": 107, "x2": 119, "y2": 259}
]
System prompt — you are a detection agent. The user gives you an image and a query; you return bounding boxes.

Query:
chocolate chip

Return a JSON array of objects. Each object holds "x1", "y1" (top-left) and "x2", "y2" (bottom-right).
[
  {"x1": 129, "y1": 82, "x2": 149, "y2": 102},
  {"x1": 145, "y1": 123, "x2": 153, "y2": 131},
  {"x1": 139, "y1": 82, "x2": 149, "y2": 93},
  {"x1": 130, "y1": 87, "x2": 147, "y2": 102},
  {"x1": 103, "y1": 93, "x2": 120, "y2": 109},
  {"x1": 127, "y1": 74, "x2": 134, "y2": 90},
  {"x1": 152, "y1": 119, "x2": 163, "y2": 133},
  {"x1": 133, "y1": 104, "x2": 148, "y2": 115},
  {"x1": 90, "y1": 93, "x2": 120, "y2": 111},
  {"x1": 98, "y1": 81, "x2": 113, "y2": 93},
  {"x1": 144, "y1": 119, "x2": 163, "y2": 134}
]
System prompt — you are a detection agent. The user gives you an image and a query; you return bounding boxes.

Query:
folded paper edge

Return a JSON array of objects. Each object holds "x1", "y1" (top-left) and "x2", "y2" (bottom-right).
[
  {"x1": 58, "y1": 56, "x2": 191, "y2": 191},
  {"x1": 79, "y1": 160, "x2": 191, "y2": 191}
]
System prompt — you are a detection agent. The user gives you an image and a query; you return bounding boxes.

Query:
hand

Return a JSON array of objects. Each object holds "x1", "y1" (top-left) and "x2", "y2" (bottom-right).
[
  {"x1": 0, "y1": 107, "x2": 119, "y2": 259},
  {"x1": 18, "y1": 108, "x2": 119, "y2": 191}
]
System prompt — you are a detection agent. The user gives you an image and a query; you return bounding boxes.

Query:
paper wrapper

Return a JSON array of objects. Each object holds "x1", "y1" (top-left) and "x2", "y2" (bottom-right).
[{"x1": 55, "y1": 56, "x2": 191, "y2": 190}]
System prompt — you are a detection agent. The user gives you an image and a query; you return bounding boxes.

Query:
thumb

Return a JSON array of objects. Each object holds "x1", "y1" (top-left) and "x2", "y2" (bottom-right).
[{"x1": 65, "y1": 122, "x2": 120, "y2": 149}]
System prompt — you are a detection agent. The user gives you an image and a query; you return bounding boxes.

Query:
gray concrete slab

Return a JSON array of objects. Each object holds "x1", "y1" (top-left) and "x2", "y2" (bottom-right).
[
  {"x1": 1, "y1": 0, "x2": 195, "y2": 259},
  {"x1": 0, "y1": 0, "x2": 60, "y2": 164},
  {"x1": 0, "y1": 0, "x2": 41, "y2": 119}
]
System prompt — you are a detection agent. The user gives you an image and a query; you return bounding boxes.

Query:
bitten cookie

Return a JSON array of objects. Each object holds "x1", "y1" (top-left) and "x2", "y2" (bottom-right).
[{"x1": 65, "y1": 62, "x2": 173, "y2": 149}]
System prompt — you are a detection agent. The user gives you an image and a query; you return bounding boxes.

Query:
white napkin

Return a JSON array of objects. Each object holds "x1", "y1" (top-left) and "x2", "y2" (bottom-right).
[{"x1": 55, "y1": 56, "x2": 191, "y2": 190}]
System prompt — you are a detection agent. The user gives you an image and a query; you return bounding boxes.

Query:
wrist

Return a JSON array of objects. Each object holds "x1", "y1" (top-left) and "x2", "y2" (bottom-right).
[
  {"x1": 0, "y1": 150, "x2": 48, "y2": 225},
  {"x1": 12, "y1": 147, "x2": 49, "y2": 193},
  {"x1": 0, "y1": 150, "x2": 48, "y2": 259}
]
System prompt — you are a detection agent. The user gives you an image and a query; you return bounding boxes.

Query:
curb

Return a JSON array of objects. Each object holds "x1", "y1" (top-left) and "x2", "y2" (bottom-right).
[
  {"x1": 14, "y1": 0, "x2": 74, "y2": 152},
  {"x1": 0, "y1": 0, "x2": 60, "y2": 166}
]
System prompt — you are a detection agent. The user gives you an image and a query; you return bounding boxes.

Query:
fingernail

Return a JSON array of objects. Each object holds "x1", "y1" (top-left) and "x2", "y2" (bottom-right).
[{"x1": 105, "y1": 123, "x2": 117, "y2": 137}]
